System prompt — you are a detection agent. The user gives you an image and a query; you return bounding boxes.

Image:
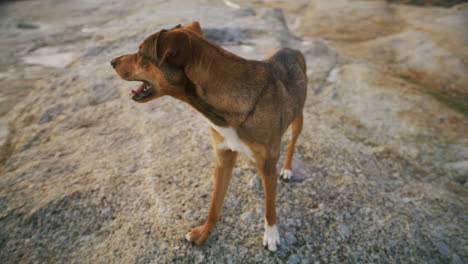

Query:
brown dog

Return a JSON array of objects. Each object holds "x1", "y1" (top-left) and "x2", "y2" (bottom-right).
[{"x1": 111, "y1": 21, "x2": 307, "y2": 251}]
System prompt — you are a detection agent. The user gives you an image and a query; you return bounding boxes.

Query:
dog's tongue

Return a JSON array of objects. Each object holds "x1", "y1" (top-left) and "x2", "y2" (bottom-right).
[{"x1": 131, "y1": 82, "x2": 146, "y2": 95}]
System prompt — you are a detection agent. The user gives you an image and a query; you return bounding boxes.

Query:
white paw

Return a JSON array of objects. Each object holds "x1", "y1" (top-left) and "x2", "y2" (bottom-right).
[
  {"x1": 263, "y1": 224, "x2": 280, "y2": 252},
  {"x1": 280, "y1": 169, "x2": 293, "y2": 181},
  {"x1": 185, "y1": 232, "x2": 192, "y2": 242}
]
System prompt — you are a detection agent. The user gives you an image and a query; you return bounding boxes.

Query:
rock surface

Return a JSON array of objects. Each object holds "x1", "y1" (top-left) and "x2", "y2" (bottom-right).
[{"x1": 0, "y1": 0, "x2": 466, "y2": 263}]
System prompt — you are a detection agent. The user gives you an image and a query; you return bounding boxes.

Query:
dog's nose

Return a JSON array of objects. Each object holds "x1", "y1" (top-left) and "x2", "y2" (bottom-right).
[{"x1": 110, "y1": 58, "x2": 118, "y2": 68}]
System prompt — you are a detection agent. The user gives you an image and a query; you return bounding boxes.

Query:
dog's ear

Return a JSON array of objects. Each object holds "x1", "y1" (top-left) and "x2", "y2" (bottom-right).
[
  {"x1": 186, "y1": 21, "x2": 204, "y2": 36},
  {"x1": 170, "y1": 24, "x2": 182, "y2": 30},
  {"x1": 156, "y1": 29, "x2": 191, "y2": 67},
  {"x1": 139, "y1": 33, "x2": 160, "y2": 62}
]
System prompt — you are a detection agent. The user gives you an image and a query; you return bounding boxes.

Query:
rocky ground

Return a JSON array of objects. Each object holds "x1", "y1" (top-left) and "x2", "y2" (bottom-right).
[{"x1": 0, "y1": 0, "x2": 467, "y2": 263}]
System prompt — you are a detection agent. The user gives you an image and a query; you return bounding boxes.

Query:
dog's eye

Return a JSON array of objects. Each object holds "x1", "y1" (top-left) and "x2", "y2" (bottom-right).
[{"x1": 138, "y1": 52, "x2": 151, "y2": 62}]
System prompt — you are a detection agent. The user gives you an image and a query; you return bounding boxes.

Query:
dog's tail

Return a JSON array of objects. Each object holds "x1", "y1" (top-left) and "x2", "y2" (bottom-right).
[
  {"x1": 267, "y1": 48, "x2": 308, "y2": 107},
  {"x1": 296, "y1": 50, "x2": 307, "y2": 75},
  {"x1": 267, "y1": 48, "x2": 306, "y2": 75}
]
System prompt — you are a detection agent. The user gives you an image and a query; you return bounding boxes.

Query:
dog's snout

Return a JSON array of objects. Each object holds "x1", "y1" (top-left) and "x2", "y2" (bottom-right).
[{"x1": 110, "y1": 58, "x2": 118, "y2": 68}]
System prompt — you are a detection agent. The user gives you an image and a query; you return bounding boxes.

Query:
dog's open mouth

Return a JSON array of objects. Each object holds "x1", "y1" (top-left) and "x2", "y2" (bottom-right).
[{"x1": 130, "y1": 81, "x2": 154, "y2": 101}]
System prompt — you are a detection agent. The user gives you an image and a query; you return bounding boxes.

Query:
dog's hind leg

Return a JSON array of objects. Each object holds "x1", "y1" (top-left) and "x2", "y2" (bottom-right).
[
  {"x1": 186, "y1": 128, "x2": 237, "y2": 245},
  {"x1": 280, "y1": 112, "x2": 303, "y2": 181}
]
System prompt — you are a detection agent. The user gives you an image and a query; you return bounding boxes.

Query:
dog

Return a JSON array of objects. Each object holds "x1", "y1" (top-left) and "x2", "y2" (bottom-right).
[{"x1": 111, "y1": 21, "x2": 307, "y2": 251}]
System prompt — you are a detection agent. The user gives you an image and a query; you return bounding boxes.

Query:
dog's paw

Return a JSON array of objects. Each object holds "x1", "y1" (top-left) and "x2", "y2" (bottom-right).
[
  {"x1": 263, "y1": 224, "x2": 280, "y2": 252},
  {"x1": 186, "y1": 225, "x2": 211, "y2": 245},
  {"x1": 280, "y1": 169, "x2": 293, "y2": 181}
]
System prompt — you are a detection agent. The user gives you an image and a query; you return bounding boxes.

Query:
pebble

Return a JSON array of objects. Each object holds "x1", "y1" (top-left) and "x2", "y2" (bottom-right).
[
  {"x1": 127, "y1": 165, "x2": 137, "y2": 173},
  {"x1": 38, "y1": 104, "x2": 63, "y2": 124},
  {"x1": 454, "y1": 175, "x2": 467, "y2": 185},
  {"x1": 233, "y1": 168, "x2": 243, "y2": 177},
  {"x1": 195, "y1": 252, "x2": 205, "y2": 264},
  {"x1": 226, "y1": 254, "x2": 233, "y2": 264},
  {"x1": 101, "y1": 207, "x2": 111, "y2": 216},
  {"x1": 343, "y1": 212, "x2": 352, "y2": 219},
  {"x1": 240, "y1": 211, "x2": 253, "y2": 224},
  {"x1": 249, "y1": 176, "x2": 261, "y2": 190},
  {"x1": 284, "y1": 232, "x2": 297, "y2": 245},
  {"x1": 338, "y1": 223, "x2": 350, "y2": 240},
  {"x1": 184, "y1": 210, "x2": 196, "y2": 220},
  {"x1": 452, "y1": 253, "x2": 464, "y2": 264},
  {"x1": 17, "y1": 22, "x2": 40, "y2": 29},
  {"x1": 159, "y1": 242, "x2": 167, "y2": 251},
  {"x1": 286, "y1": 254, "x2": 300, "y2": 264},
  {"x1": 87, "y1": 83, "x2": 119, "y2": 105},
  {"x1": 58, "y1": 235, "x2": 68, "y2": 243},
  {"x1": 255, "y1": 253, "x2": 263, "y2": 262},
  {"x1": 24, "y1": 52, "x2": 75, "y2": 68},
  {"x1": 435, "y1": 241, "x2": 451, "y2": 258}
]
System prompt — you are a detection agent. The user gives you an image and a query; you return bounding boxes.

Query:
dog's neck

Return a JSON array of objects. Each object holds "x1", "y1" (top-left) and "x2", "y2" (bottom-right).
[
  {"x1": 182, "y1": 36, "x2": 268, "y2": 127},
  {"x1": 182, "y1": 81, "x2": 227, "y2": 127}
]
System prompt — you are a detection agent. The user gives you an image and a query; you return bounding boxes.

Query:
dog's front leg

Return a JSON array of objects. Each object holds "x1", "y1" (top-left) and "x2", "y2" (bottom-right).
[
  {"x1": 255, "y1": 148, "x2": 281, "y2": 252},
  {"x1": 186, "y1": 128, "x2": 238, "y2": 245}
]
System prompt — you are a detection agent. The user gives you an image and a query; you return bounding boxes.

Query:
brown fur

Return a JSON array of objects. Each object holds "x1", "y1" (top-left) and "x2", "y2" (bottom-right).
[{"x1": 111, "y1": 21, "x2": 307, "y2": 249}]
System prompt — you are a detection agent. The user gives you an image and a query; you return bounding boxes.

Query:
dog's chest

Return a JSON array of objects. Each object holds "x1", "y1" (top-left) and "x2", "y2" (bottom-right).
[{"x1": 203, "y1": 119, "x2": 254, "y2": 162}]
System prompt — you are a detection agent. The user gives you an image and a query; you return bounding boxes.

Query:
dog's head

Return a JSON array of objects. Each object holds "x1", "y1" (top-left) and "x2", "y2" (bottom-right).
[{"x1": 111, "y1": 21, "x2": 203, "y2": 102}]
